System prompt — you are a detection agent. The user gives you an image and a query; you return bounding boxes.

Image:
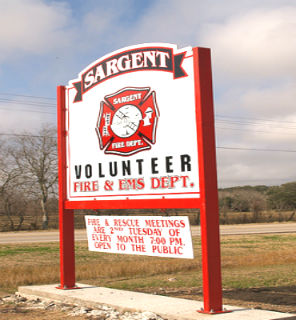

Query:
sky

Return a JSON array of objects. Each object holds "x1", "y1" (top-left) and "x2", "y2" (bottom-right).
[{"x1": 0, "y1": 0, "x2": 295, "y2": 188}]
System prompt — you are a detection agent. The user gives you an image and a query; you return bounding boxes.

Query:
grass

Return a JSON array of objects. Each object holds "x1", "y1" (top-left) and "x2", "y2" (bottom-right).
[
  {"x1": 0, "y1": 234, "x2": 296, "y2": 295},
  {"x1": 0, "y1": 246, "x2": 55, "y2": 257}
]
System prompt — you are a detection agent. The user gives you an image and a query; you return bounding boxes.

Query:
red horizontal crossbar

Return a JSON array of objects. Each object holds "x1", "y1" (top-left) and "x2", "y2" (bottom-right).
[{"x1": 65, "y1": 198, "x2": 201, "y2": 210}]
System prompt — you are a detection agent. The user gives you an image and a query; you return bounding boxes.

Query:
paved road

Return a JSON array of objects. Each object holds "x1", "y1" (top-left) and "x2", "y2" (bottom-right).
[{"x1": 0, "y1": 222, "x2": 295, "y2": 244}]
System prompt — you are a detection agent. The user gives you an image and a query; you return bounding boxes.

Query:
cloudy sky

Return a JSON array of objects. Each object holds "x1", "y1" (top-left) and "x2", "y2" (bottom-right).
[{"x1": 0, "y1": 0, "x2": 295, "y2": 187}]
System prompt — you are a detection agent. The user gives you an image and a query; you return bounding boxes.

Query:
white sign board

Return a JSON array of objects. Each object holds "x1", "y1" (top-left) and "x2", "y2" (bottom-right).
[
  {"x1": 66, "y1": 43, "x2": 200, "y2": 202},
  {"x1": 85, "y1": 215, "x2": 194, "y2": 259}
]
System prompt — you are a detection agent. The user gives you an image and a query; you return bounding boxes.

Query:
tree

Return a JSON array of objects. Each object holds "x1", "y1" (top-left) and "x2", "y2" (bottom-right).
[
  {"x1": 219, "y1": 188, "x2": 267, "y2": 223},
  {"x1": 218, "y1": 191, "x2": 233, "y2": 224},
  {"x1": 231, "y1": 190, "x2": 251, "y2": 212},
  {"x1": 268, "y1": 182, "x2": 296, "y2": 221},
  {"x1": 247, "y1": 191, "x2": 266, "y2": 222},
  {"x1": 0, "y1": 141, "x2": 27, "y2": 230},
  {"x1": 9, "y1": 125, "x2": 58, "y2": 229}
]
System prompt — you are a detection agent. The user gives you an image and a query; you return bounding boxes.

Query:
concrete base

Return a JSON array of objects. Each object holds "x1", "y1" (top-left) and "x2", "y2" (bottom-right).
[{"x1": 18, "y1": 284, "x2": 295, "y2": 320}]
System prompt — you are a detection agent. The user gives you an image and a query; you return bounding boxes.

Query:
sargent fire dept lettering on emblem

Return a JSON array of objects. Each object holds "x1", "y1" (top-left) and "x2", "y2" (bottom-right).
[{"x1": 96, "y1": 87, "x2": 159, "y2": 156}]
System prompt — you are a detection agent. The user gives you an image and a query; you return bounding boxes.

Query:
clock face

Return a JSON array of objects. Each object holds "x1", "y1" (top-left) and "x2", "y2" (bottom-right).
[{"x1": 110, "y1": 104, "x2": 142, "y2": 138}]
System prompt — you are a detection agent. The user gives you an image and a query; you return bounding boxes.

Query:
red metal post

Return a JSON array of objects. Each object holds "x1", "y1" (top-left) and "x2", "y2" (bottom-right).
[
  {"x1": 193, "y1": 47, "x2": 224, "y2": 313},
  {"x1": 57, "y1": 85, "x2": 76, "y2": 289}
]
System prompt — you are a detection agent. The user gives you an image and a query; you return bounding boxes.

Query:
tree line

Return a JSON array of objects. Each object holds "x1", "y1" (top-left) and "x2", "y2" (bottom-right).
[
  {"x1": 219, "y1": 183, "x2": 296, "y2": 224},
  {"x1": 0, "y1": 125, "x2": 295, "y2": 231}
]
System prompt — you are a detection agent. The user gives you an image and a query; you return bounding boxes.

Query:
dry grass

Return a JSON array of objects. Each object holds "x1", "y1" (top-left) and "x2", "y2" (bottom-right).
[
  {"x1": 0, "y1": 257, "x2": 200, "y2": 290},
  {"x1": 222, "y1": 247, "x2": 296, "y2": 268},
  {"x1": 220, "y1": 210, "x2": 296, "y2": 224},
  {"x1": 0, "y1": 241, "x2": 201, "y2": 291},
  {"x1": 0, "y1": 234, "x2": 296, "y2": 293},
  {"x1": 76, "y1": 258, "x2": 199, "y2": 280}
]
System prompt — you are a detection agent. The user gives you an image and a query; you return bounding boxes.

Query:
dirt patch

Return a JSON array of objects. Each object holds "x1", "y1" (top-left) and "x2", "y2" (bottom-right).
[
  {"x1": 0, "y1": 295, "x2": 86, "y2": 320},
  {"x1": 0, "y1": 303, "x2": 85, "y2": 320},
  {"x1": 136, "y1": 286, "x2": 296, "y2": 314},
  {"x1": 0, "y1": 293, "x2": 163, "y2": 320},
  {"x1": 222, "y1": 286, "x2": 296, "y2": 314}
]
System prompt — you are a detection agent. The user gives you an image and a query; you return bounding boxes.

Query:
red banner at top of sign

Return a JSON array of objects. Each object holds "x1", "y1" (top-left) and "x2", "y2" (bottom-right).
[{"x1": 72, "y1": 46, "x2": 188, "y2": 102}]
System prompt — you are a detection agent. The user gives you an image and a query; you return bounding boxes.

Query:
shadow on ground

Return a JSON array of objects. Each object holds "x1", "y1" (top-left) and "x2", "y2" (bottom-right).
[
  {"x1": 137, "y1": 286, "x2": 296, "y2": 314},
  {"x1": 223, "y1": 285, "x2": 296, "y2": 309}
]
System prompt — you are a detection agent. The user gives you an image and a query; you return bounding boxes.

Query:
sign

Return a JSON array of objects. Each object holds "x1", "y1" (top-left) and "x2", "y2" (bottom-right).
[
  {"x1": 85, "y1": 215, "x2": 194, "y2": 259},
  {"x1": 58, "y1": 45, "x2": 224, "y2": 313},
  {"x1": 65, "y1": 43, "x2": 200, "y2": 204}
]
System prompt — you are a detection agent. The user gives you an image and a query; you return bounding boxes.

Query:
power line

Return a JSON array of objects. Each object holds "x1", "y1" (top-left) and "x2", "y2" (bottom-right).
[
  {"x1": 0, "y1": 133, "x2": 56, "y2": 138},
  {"x1": 216, "y1": 119, "x2": 296, "y2": 130},
  {"x1": 216, "y1": 126, "x2": 296, "y2": 136},
  {"x1": 0, "y1": 92, "x2": 55, "y2": 100},
  {"x1": 0, "y1": 93, "x2": 295, "y2": 126},
  {"x1": 0, "y1": 133, "x2": 295, "y2": 153},
  {"x1": 0, "y1": 94, "x2": 56, "y2": 113},
  {"x1": 215, "y1": 114, "x2": 296, "y2": 124},
  {"x1": 0, "y1": 107, "x2": 55, "y2": 115},
  {"x1": 0, "y1": 98, "x2": 55, "y2": 107},
  {"x1": 218, "y1": 178, "x2": 296, "y2": 187},
  {"x1": 1, "y1": 105, "x2": 295, "y2": 128},
  {"x1": 217, "y1": 146, "x2": 296, "y2": 153},
  {"x1": 0, "y1": 93, "x2": 295, "y2": 130}
]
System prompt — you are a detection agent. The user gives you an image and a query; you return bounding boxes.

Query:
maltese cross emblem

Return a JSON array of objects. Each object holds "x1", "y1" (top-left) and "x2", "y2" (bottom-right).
[{"x1": 96, "y1": 87, "x2": 160, "y2": 156}]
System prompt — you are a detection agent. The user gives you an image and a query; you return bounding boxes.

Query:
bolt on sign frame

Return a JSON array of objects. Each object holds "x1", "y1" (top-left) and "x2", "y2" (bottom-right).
[{"x1": 57, "y1": 44, "x2": 224, "y2": 313}]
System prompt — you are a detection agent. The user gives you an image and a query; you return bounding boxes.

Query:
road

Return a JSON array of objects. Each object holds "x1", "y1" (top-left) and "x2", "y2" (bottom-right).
[{"x1": 0, "y1": 222, "x2": 295, "y2": 244}]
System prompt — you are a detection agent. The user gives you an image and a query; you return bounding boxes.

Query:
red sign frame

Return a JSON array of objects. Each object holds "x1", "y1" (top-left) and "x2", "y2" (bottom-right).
[{"x1": 57, "y1": 46, "x2": 224, "y2": 313}]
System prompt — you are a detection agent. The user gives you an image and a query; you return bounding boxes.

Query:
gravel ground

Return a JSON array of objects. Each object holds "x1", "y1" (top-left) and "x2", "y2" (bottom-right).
[{"x1": 0, "y1": 293, "x2": 165, "y2": 320}]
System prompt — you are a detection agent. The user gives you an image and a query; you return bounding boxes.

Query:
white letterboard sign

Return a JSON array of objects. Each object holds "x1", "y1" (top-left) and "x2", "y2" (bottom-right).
[
  {"x1": 85, "y1": 215, "x2": 194, "y2": 259},
  {"x1": 66, "y1": 43, "x2": 200, "y2": 202}
]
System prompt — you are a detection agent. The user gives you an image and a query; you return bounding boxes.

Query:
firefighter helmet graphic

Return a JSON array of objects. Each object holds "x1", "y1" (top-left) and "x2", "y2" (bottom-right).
[{"x1": 96, "y1": 87, "x2": 159, "y2": 156}]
